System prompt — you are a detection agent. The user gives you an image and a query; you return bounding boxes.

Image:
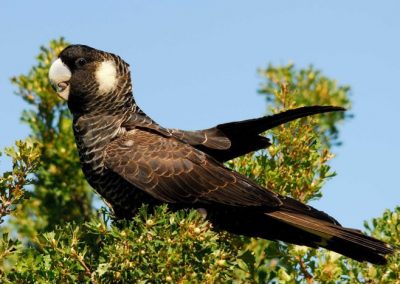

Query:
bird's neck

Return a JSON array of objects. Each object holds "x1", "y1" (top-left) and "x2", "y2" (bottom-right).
[
  {"x1": 69, "y1": 89, "x2": 139, "y2": 115},
  {"x1": 72, "y1": 113, "x2": 125, "y2": 180}
]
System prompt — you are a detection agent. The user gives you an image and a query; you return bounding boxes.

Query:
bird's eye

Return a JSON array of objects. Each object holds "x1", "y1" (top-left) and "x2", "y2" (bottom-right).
[{"x1": 76, "y1": 58, "x2": 87, "y2": 67}]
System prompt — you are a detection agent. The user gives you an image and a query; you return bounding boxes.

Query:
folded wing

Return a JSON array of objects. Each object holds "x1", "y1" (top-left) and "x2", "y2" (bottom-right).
[{"x1": 104, "y1": 128, "x2": 282, "y2": 207}]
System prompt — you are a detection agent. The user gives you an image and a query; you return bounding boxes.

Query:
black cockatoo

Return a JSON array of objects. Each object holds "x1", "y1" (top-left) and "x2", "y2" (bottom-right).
[{"x1": 48, "y1": 45, "x2": 393, "y2": 264}]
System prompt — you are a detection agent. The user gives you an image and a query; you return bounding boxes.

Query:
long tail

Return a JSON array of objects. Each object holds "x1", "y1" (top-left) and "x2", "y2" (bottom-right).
[
  {"x1": 265, "y1": 209, "x2": 393, "y2": 264},
  {"x1": 210, "y1": 196, "x2": 393, "y2": 264}
]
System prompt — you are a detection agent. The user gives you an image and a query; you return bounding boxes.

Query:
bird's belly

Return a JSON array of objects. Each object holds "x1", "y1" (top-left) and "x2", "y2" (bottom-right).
[{"x1": 83, "y1": 163, "x2": 160, "y2": 218}]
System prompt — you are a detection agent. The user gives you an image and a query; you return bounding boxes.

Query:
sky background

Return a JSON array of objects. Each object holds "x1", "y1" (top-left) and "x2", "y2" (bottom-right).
[{"x1": 1, "y1": 1, "x2": 399, "y2": 229}]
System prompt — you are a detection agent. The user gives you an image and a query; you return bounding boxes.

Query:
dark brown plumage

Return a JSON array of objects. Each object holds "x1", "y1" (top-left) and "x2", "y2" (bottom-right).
[{"x1": 48, "y1": 44, "x2": 393, "y2": 264}]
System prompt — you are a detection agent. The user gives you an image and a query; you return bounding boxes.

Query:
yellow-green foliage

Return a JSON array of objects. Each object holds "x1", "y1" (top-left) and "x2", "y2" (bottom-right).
[{"x1": 0, "y1": 39, "x2": 398, "y2": 283}]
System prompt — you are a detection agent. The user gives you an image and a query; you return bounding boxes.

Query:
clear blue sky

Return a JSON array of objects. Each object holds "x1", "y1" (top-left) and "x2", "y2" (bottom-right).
[{"x1": 1, "y1": 1, "x2": 399, "y2": 229}]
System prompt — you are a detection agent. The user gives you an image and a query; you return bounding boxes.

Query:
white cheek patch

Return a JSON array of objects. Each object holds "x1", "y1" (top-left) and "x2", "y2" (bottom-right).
[{"x1": 95, "y1": 60, "x2": 118, "y2": 93}]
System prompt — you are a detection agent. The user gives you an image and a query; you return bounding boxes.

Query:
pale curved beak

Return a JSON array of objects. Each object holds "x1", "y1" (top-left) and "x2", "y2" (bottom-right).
[{"x1": 49, "y1": 58, "x2": 71, "y2": 100}]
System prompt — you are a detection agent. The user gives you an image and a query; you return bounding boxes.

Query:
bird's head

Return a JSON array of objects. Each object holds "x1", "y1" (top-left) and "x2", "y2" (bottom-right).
[{"x1": 49, "y1": 45, "x2": 133, "y2": 115}]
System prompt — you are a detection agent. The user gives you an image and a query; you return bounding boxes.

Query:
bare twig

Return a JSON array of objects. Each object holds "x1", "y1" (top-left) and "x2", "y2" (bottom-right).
[
  {"x1": 71, "y1": 249, "x2": 98, "y2": 284},
  {"x1": 297, "y1": 256, "x2": 313, "y2": 284}
]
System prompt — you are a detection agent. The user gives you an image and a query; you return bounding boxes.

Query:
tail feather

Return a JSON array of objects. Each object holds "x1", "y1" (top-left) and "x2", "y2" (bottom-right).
[
  {"x1": 280, "y1": 196, "x2": 341, "y2": 226},
  {"x1": 267, "y1": 210, "x2": 393, "y2": 264}
]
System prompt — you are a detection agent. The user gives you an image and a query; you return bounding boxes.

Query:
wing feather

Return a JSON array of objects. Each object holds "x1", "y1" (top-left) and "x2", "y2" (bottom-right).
[{"x1": 104, "y1": 128, "x2": 282, "y2": 207}]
